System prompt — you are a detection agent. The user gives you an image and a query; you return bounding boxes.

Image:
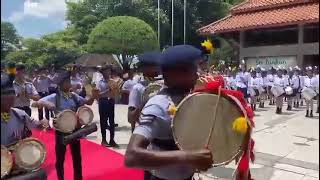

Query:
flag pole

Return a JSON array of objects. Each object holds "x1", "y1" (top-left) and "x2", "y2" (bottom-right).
[
  {"x1": 171, "y1": 0, "x2": 174, "y2": 46},
  {"x1": 184, "y1": 0, "x2": 186, "y2": 44},
  {"x1": 158, "y1": 0, "x2": 160, "y2": 47}
]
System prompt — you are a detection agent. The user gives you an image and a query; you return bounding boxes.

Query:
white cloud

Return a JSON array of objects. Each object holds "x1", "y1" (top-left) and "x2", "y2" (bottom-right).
[{"x1": 8, "y1": 0, "x2": 69, "y2": 23}]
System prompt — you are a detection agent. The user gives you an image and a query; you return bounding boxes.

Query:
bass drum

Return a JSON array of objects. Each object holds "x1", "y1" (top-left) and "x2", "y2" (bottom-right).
[
  {"x1": 77, "y1": 106, "x2": 94, "y2": 126},
  {"x1": 172, "y1": 93, "x2": 250, "y2": 166},
  {"x1": 13, "y1": 138, "x2": 46, "y2": 171},
  {"x1": 54, "y1": 110, "x2": 78, "y2": 133},
  {"x1": 1, "y1": 146, "x2": 13, "y2": 178}
]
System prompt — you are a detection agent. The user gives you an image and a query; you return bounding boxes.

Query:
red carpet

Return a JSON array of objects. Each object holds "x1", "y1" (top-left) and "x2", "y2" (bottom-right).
[{"x1": 32, "y1": 130, "x2": 143, "y2": 180}]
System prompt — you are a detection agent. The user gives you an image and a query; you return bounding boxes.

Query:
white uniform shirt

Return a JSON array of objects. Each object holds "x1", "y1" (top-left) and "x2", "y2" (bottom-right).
[
  {"x1": 122, "y1": 79, "x2": 137, "y2": 91},
  {"x1": 274, "y1": 76, "x2": 286, "y2": 87},
  {"x1": 226, "y1": 76, "x2": 237, "y2": 90},
  {"x1": 289, "y1": 75, "x2": 300, "y2": 89},
  {"x1": 128, "y1": 83, "x2": 145, "y2": 109},
  {"x1": 33, "y1": 76, "x2": 50, "y2": 93},
  {"x1": 304, "y1": 76, "x2": 313, "y2": 88},
  {"x1": 266, "y1": 74, "x2": 274, "y2": 87},
  {"x1": 236, "y1": 72, "x2": 250, "y2": 88}
]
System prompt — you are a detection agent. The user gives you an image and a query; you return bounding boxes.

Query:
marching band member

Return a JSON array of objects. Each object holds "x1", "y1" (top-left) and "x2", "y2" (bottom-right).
[
  {"x1": 259, "y1": 68, "x2": 268, "y2": 108},
  {"x1": 236, "y1": 61, "x2": 250, "y2": 102},
  {"x1": 226, "y1": 68, "x2": 237, "y2": 90},
  {"x1": 33, "y1": 68, "x2": 51, "y2": 121},
  {"x1": 32, "y1": 70, "x2": 98, "y2": 180},
  {"x1": 299, "y1": 69, "x2": 306, "y2": 106},
  {"x1": 121, "y1": 68, "x2": 137, "y2": 104},
  {"x1": 273, "y1": 68, "x2": 286, "y2": 114},
  {"x1": 13, "y1": 64, "x2": 40, "y2": 116},
  {"x1": 304, "y1": 66, "x2": 315, "y2": 117},
  {"x1": 248, "y1": 69, "x2": 260, "y2": 111},
  {"x1": 312, "y1": 66, "x2": 319, "y2": 113},
  {"x1": 127, "y1": 52, "x2": 161, "y2": 133},
  {"x1": 286, "y1": 68, "x2": 296, "y2": 111},
  {"x1": 293, "y1": 67, "x2": 302, "y2": 108},
  {"x1": 266, "y1": 67, "x2": 275, "y2": 105},
  {"x1": 97, "y1": 65, "x2": 119, "y2": 148},
  {"x1": 125, "y1": 45, "x2": 213, "y2": 180}
]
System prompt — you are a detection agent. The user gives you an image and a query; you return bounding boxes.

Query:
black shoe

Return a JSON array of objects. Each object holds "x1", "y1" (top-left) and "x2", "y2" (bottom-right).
[
  {"x1": 115, "y1": 124, "x2": 119, "y2": 127},
  {"x1": 269, "y1": 102, "x2": 272, "y2": 105},
  {"x1": 101, "y1": 141, "x2": 109, "y2": 147},
  {"x1": 262, "y1": 103, "x2": 265, "y2": 108},
  {"x1": 279, "y1": 108, "x2": 282, "y2": 114},
  {"x1": 287, "y1": 106, "x2": 292, "y2": 111},
  {"x1": 316, "y1": 107, "x2": 319, "y2": 113},
  {"x1": 276, "y1": 108, "x2": 280, "y2": 114},
  {"x1": 306, "y1": 110, "x2": 309, "y2": 117},
  {"x1": 301, "y1": 102, "x2": 303, "y2": 106},
  {"x1": 109, "y1": 140, "x2": 120, "y2": 148},
  {"x1": 310, "y1": 111, "x2": 313, "y2": 117}
]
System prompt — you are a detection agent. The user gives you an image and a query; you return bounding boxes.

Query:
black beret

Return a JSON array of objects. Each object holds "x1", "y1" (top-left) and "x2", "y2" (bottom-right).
[
  {"x1": 160, "y1": 45, "x2": 202, "y2": 68},
  {"x1": 137, "y1": 51, "x2": 161, "y2": 67},
  {"x1": 16, "y1": 63, "x2": 26, "y2": 71},
  {"x1": 1, "y1": 72, "x2": 15, "y2": 95}
]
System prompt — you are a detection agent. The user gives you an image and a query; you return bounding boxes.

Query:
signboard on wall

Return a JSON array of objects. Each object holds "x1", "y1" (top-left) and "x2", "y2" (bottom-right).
[{"x1": 245, "y1": 56, "x2": 297, "y2": 69}]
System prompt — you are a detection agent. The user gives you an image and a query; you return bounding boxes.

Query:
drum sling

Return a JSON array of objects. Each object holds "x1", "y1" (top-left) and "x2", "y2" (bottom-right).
[{"x1": 11, "y1": 109, "x2": 32, "y2": 139}]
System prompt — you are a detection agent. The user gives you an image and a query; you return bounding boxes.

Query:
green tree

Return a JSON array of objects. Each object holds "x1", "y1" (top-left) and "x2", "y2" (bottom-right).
[
  {"x1": 87, "y1": 16, "x2": 158, "y2": 66},
  {"x1": 1, "y1": 21, "x2": 21, "y2": 59}
]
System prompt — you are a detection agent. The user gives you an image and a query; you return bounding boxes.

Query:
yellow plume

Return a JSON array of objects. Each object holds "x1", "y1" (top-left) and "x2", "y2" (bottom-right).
[
  {"x1": 232, "y1": 117, "x2": 248, "y2": 134},
  {"x1": 201, "y1": 39, "x2": 214, "y2": 54}
]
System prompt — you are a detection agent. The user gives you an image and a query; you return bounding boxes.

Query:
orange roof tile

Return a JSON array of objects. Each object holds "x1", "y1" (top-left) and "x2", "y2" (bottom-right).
[
  {"x1": 198, "y1": 2, "x2": 319, "y2": 35},
  {"x1": 231, "y1": 0, "x2": 316, "y2": 13}
]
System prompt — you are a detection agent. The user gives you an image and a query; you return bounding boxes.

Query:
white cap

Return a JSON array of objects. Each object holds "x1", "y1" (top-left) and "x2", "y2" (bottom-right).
[{"x1": 306, "y1": 66, "x2": 313, "y2": 71}]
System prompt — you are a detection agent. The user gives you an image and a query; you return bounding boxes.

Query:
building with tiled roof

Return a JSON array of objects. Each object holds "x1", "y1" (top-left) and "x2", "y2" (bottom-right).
[{"x1": 199, "y1": 0, "x2": 319, "y2": 68}]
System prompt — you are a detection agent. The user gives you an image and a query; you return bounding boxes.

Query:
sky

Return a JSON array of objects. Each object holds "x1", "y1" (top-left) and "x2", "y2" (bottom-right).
[{"x1": 1, "y1": 0, "x2": 73, "y2": 38}]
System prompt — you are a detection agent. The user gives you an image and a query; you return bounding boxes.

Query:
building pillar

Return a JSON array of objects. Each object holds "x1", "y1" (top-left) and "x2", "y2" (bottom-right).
[
  {"x1": 239, "y1": 31, "x2": 245, "y2": 61},
  {"x1": 297, "y1": 24, "x2": 304, "y2": 67}
]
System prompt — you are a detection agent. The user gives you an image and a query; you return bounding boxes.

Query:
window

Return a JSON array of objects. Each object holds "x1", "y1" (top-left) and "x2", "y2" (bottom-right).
[
  {"x1": 244, "y1": 26, "x2": 298, "y2": 47},
  {"x1": 303, "y1": 24, "x2": 319, "y2": 43}
]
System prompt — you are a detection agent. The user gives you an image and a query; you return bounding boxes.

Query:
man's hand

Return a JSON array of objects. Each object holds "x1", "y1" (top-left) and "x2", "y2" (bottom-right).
[
  {"x1": 91, "y1": 88, "x2": 100, "y2": 99},
  {"x1": 186, "y1": 149, "x2": 213, "y2": 171}
]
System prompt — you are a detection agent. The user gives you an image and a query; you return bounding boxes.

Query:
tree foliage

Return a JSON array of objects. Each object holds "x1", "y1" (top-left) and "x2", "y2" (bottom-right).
[
  {"x1": 87, "y1": 16, "x2": 158, "y2": 56},
  {"x1": 1, "y1": 21, "x2": 21, "y2": 59}
]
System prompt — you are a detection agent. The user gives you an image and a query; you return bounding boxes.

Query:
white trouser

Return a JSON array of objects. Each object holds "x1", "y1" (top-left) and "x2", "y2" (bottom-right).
[{"x1": 306, "y1": 99, "x2": 314, "y2": 111}]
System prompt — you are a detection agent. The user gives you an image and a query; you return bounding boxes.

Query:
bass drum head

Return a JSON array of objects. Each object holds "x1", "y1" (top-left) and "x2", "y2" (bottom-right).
[
  {"x1": 77, "y1": 106, "x2": 94, "y2": 125},
  {"x1": 1, "y1": 146, "x2": 13, "y2": 178},
  {"x1": 172, "y1": 93, "x2": 247, "y2": 166},
  {"x1": 13, "y1": 138, "x2": 46, "y2": 171},
  {"x1": 55, "y1": 110, "x2": 77, "y2": 133}
]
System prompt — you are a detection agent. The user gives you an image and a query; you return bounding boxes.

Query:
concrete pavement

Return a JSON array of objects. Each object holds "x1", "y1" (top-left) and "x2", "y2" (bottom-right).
[{"x1": 31, "y1": 100, "x2": 319, "y2": 180}]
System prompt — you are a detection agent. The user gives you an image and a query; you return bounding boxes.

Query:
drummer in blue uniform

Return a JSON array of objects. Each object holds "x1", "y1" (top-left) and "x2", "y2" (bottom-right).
[
  {"x1": 32, "y1": 69, "x2": 98, "y2": 180},
  {"x1": 127, "y1": 51, "x2": 161, "y2": 133},
  {"x1": 125, "y1": 45, "x2": 213, "y2": 180}
]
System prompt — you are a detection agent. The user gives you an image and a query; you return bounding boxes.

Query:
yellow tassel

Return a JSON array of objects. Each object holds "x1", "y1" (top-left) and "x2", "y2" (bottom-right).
[
  {"x1": 168, "y1": 104, "x2": 177, "y2": 116},
  {"x1": 232, "y1": 117, "x2": 248, "y2": 134}
]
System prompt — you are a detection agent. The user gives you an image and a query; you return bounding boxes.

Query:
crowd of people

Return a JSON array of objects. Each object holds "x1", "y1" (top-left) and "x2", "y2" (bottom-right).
[{"x1": 1, "y1": 44, "x2": 319, "y2": 180}]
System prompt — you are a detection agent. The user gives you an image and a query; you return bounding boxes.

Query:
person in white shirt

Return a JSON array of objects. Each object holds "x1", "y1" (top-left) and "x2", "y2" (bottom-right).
[
  {"x1": 273, "y1": 68, "x2": 286, "y2": 114},
  {"x1": 266, "y1": 68, "x2": 276, "y2": 105},
  {"x1": 33, "y1": 68, "x2": 51, "y2": 121},
  {"x1": 286, "y1": 68, "x2": 299, "y2": 111},
  {"x1": 236, "y1": 62, "x2": 250, "y2": 102},
  {"x1": 298, "y1": 69, "x2": 306, "y2": 106},
  {"x1": 293, "y1": 67, "x2": 302, "y2": 108},
  {"x1": 312, "y1": 66, "x2": 319, "y2": 113},
  {"x1": 304, "y1": 67, "x2": 315, "y2": 117},
  {"x1": 248, "y1": 69, "x2": 260, "y2": 111},
  {"x1": 226, "y1": 69, "x2": 237, "y2": 90},
  {"x1": 259, "y1": 68, "x2": 268, "y2": 108}
]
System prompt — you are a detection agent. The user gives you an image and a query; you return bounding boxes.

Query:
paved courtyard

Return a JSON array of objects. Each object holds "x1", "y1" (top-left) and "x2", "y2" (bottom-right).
[{"x1": 31, "y1": 100, "x2": 319, "y2": 180}]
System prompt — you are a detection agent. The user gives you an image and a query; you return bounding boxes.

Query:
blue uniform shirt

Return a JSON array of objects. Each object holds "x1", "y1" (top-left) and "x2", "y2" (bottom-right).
[
  {"x1": 1, "y1": 108, "x2": 40, "y2": 146},
  {"x1": 39, "y1": 92, "x2": 86, "y2": 113},
  {"x1": 133, "y1": 94, "x2": 194, "y2": 180}
]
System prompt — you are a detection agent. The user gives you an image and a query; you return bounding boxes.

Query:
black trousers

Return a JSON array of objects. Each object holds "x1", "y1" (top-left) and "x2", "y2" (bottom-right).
[
  {"x1": 38, "y1": 92, "x2": 50, "y2": 120},
  {"x1": 55, "y1": 131, "x2": 82, "y2": 180},
  {"x1": 49, "y1": 87, "x2": 57, "y2": 118},
  {"x1": 15, "y1": 106, "x2": 32, "y2": 116},
  {"x1": 98, "y1": 97, "x2": 115, "y2": 142}
]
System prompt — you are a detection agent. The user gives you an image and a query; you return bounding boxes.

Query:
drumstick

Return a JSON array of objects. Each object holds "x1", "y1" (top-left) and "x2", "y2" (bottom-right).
[{"x1": 205, "y1": 86, "x2": 222, "y2": 149}]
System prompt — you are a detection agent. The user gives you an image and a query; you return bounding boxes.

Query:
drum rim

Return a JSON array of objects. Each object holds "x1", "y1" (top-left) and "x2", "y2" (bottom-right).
[
  {"x1": 1, "y1": 145, "x2": 13, "y2": 178},
  {"x1": 142, "y1": 83, "x2": 162, "y2": 102},
  {"x1": 171, "y1": 92, "x2": 250, "y2": 166},
  {"x1": 55, "y1": 110, "x2": 77, "y2": 133},
  {"x1": 13, "y1": 138, "x2": 46, "y2": 171},
  {"x1": 77, "y1": 106, "x2": 94, "y2": 125}
]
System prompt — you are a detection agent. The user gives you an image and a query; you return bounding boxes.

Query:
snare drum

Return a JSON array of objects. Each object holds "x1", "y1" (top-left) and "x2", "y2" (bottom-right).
[
  {"x1": 172, "y1": 93, "x2": 250, "y2": 166},
  {"x1": 142, "y1": 83, "x2": 162, "y2": 104},
  {"x1": 271, "y1": 86, "x2": 285, "y2": 97},
  {"x1": 54, "y1": 110, "x2": 78, "y2": 133},
  {"x1": 302, "y1": 87, "x2": 317, "y2": 101},
  {"x1": 77, "y1": 106, "x2": 94, "y2": 126},
  {"x1": 285, "y1": 87, "x2": 293, "y2": 96},
  {"x1": 1, "y1": 146, "x2": 13, "y2": 178},
  {"x1": 13, "y1": 138, "x2": 46, "y2": 171}
]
